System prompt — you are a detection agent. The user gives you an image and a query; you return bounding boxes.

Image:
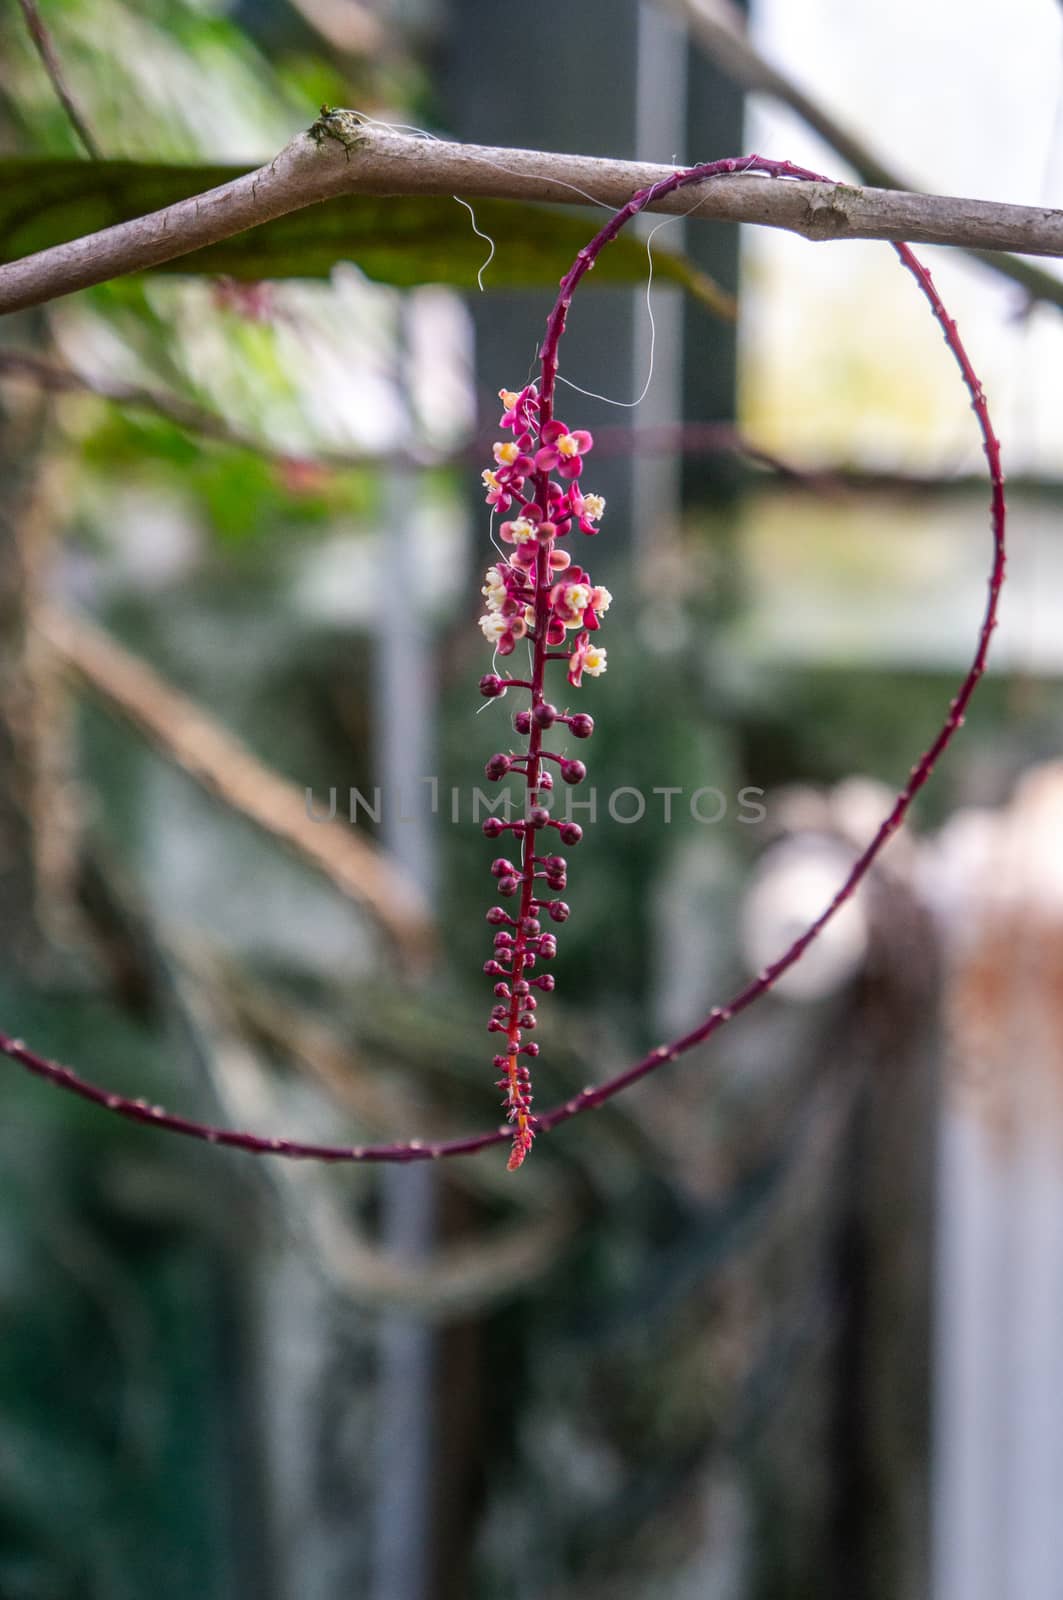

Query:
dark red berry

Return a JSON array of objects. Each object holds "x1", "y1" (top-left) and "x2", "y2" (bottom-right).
[
  {"x1": 569, "y1": 713, "x2": 594, "y2": 739},
  {"x1": 482, "y1": 817, "x2": 506, "y2": 839},
  {"x1": 479, "y1": 674, "x2": 506, "y2": 698},
  {"x1": 486, "y1": 906, "x2": 509, "y2": 925},
  {"x1": 513, "y1": 709, "x2": 532, "y2": 735},
  {"x1": 527, "y1": 806, "x2": 551, "y2": 828},
  {"x1": 491, "y1": 857, "x2": 516, "y2": 878},
  {"x1": 533, "y1": 702, "x2": 557, "y2": 728},
  {"x1": 559, "y1": 822, "x2": 583, "y2": 845},
  {"x1": 560, "y1": 758, "x2": 586, "y2": 785},
  {"x1": 547, "y1": 900, "x2": 570, "y2": 923},
  {"x1": 485, "y1": 752, "x2": 512, "y2": 781},
  {"x1": 497, "y1": 873, "x2": 521, "y2": 896}
]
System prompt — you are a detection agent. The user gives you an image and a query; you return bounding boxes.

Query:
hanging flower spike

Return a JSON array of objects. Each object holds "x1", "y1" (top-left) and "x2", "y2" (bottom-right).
[
  {"x1": 478, "y1": 388, "x2": 610, "y2": 1169},
  {"x1": 0, "y1": 158, "x2": 1005, "y2": 1180}
]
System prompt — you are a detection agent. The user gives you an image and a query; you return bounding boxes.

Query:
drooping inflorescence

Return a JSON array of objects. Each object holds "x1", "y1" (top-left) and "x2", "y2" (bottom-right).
[
  {"x1": 0, "y1": 150, "x2": 1007, "y2": 1175},
  {"x1": 477, "y1": 385, "x2": 611, "y2": 1169}
]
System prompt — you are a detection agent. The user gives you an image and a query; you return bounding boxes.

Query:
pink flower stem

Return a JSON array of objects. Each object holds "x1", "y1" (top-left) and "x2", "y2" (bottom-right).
[
  {"x1": 0, "y1": 155, "x2": 1005, "y2": 1166},
  {"x1": 494, "y1": 527, "x2": 552, "y2": 1166}
]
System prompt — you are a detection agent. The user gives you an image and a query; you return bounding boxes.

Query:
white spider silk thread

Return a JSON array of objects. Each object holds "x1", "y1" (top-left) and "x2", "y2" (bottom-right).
[
  {"x1": 349, "y1": 112, "x2": 627, "y2": 295},
  {"x1": 553, "y1": 177, "x2": 741, "y2": 410},
  {"x1": 452, "y1": 196, "x2": 496, "y2": 292},
  {"x1": 350, "y1": 109, "x2": 728, "y2": 411}
]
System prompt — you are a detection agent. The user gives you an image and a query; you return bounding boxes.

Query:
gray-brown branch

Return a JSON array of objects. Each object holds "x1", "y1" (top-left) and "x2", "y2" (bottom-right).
[
  {"x1": 1, "y1": 117, "x2": 1062, "y2": 317},
  {"x1": 37, "y1": 605, "x2": 435, "y2": 970}
]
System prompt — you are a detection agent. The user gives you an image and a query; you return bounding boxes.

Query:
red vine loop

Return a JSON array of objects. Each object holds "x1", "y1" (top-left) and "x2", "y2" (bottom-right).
[{"x1": 0, "y1": 156, "x2": 1006, "y2": 1168}]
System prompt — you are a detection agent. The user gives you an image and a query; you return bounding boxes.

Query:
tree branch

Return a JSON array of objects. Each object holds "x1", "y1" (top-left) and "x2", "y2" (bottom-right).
[
  {"x1": 1, "y1": 117, "x2": 1063, "y2": 317},
  {"x1": 12, "y1": 348, "x2": 1063, "y2": 505},
  {"x1": 15, "y1": 0, "x2": 102, "y2": 161},
  {"x1": 37, "y1": 606, "x2": 435, "y2": 971}
]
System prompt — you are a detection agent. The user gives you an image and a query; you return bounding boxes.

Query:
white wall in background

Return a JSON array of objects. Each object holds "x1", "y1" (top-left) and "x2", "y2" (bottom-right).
[{"x1": 742, "y1": 0, "x2": 1063, "y2": 476}]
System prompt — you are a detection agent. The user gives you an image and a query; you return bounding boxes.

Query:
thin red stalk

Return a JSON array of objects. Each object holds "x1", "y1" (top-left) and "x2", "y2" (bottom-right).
[
  {"x1": 496, "y1": 526, "x2": 552, "y2": 1166},
  {"x1": 0, "y1": 155, "x2": 1005, "y2": 1163}
]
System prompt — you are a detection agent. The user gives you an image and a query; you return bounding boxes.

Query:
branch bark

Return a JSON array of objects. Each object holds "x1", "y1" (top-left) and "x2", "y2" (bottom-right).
[
  {"x1": 37, "y1": 605, "x2": 435, "y2": 971},
  {"x1": 1, "y1": 117, "x2": 1063, "y2": 318},
  {"x1": 16, "y1": 0, "x2": 102, "y2": 161}
]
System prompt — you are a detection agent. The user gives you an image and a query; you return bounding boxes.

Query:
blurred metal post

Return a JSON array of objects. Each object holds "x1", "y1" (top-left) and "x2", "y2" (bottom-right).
[
  {"x1": 370, "y1": 296, "x2": 437, "y2": 1600},
  {"x1": 632, "y1": 1, "x2": 687, "y2": 574},
  {"x1": 931, "y1": 767, "x2": 1063, "y2": 1600}
]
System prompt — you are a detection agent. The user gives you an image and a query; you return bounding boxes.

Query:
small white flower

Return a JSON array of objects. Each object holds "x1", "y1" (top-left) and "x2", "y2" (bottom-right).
[
  {"x1": 482, "y1": 565, "x2": 506, "y2": 611},
  {"x1": 591, "y1": 585, "x2": 612, "y2": 615},
  {"x1": 583, "y1": 644, "x2": 607, "y2": 677},
  {"x1": 557, "y1": 433, "x2": 580, "y2": 458},
  {"x1": 508, "y1": 517, "x2": 538, "y2": 544},
  {"x1": 499, "y1": 389, "x2": 520, "y2": 409},
  {"x1": 479, "y1": 612, "x2": 509, "y2": 643},
  {"x1": 493, "y1": 440, "x2": 520, "y2": 466},
  {"x1": 580, "y1": 493, "x2": 605, "y2": 522},
  {"x1": 560, "y1": 583, "x2": 591, "y2": 625},
  {"x1": 482, "y1": 468, "x2": 501, "y2": 490}
]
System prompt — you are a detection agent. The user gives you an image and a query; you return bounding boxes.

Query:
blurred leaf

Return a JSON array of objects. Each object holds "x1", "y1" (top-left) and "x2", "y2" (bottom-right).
[
  {"x1": 0, "y1": 158, "x2": 734, "y2": 313},
  {"x1": 77, "y1": 411, "x2": 377, "y2": 541}
]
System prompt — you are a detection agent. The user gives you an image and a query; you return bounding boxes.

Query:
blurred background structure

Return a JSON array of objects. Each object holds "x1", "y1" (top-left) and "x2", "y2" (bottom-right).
[{"x1": 0, "y1": 2, "x2": 1062, "y2": 1597}]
